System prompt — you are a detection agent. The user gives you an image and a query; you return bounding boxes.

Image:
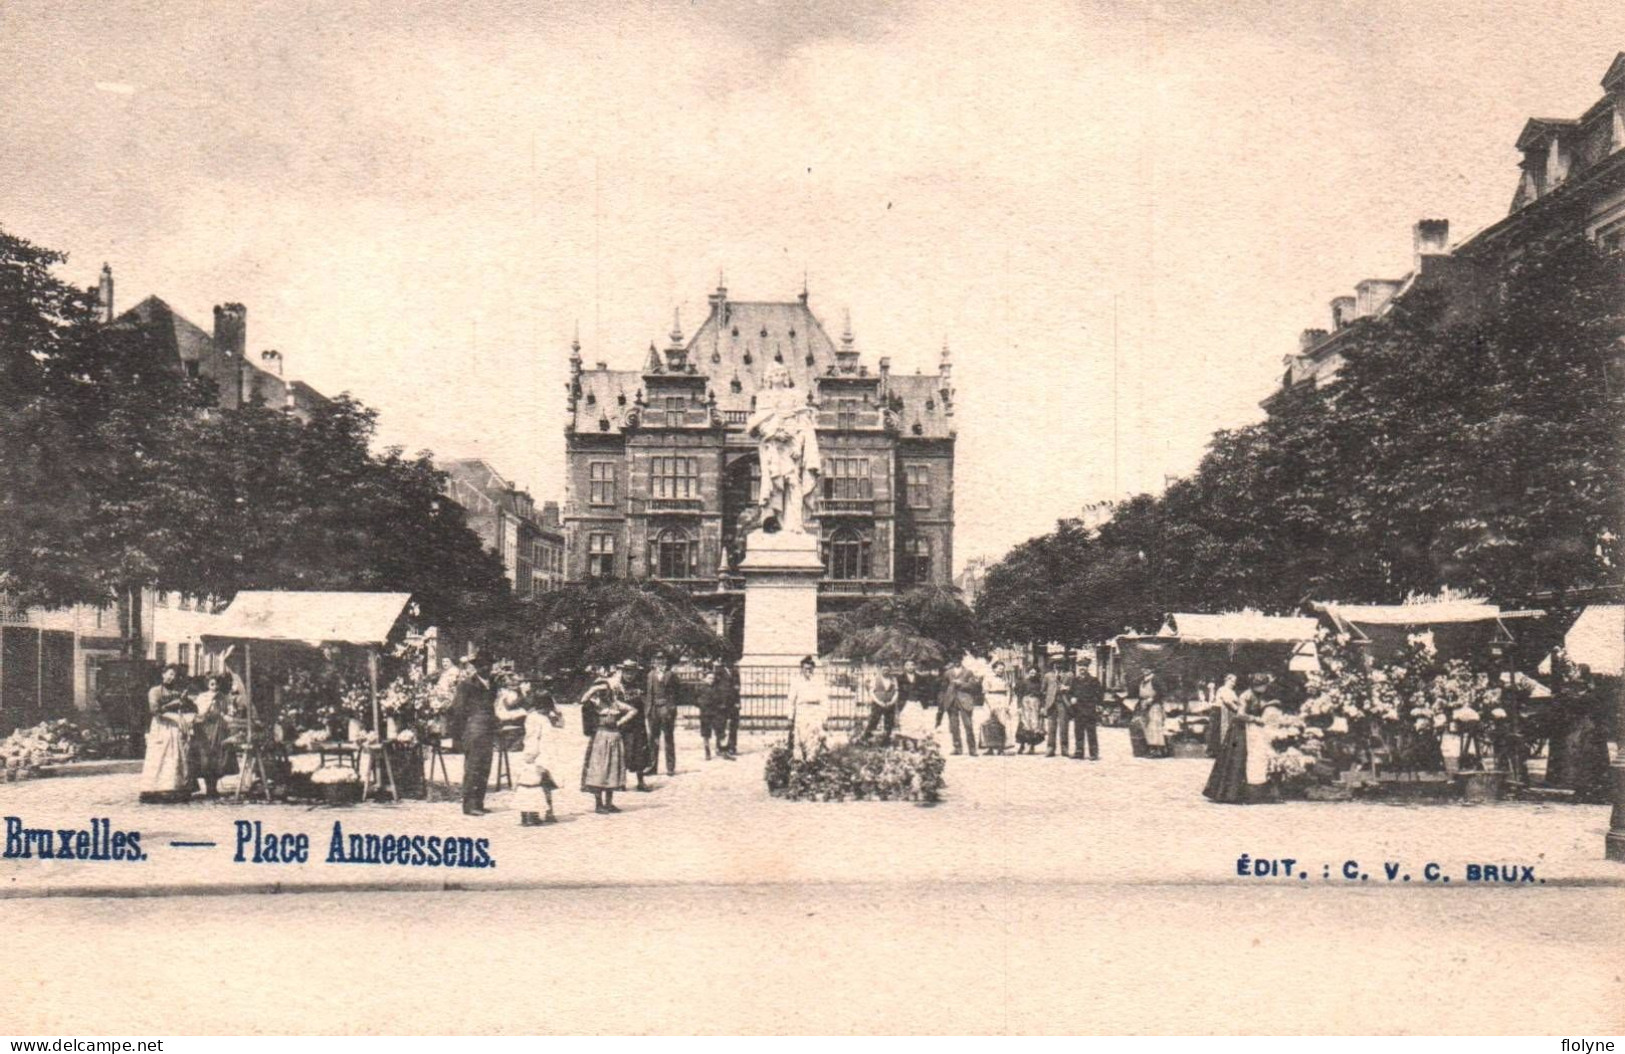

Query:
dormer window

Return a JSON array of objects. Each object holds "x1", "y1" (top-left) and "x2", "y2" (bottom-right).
[
  {"x1": 788, "y1": 327, "x2": 796, "y2": 338},
  {"x1": 805, "y1": 353, "x2": 815, "y2": 367},
  {"x1": 730, "y1": 376, "x2": 742, "y2": 394},
  {"x1": 760, "y1": 326, "x2": 768, "y2": 338},
  {"x1": 617, "y1": 392, "x2": 627, "y2": 406},
  {"x1": 743, "y1": 351, "x2": 753, "y2": 365},
  {"x1": 586, "y1": 392, "x2": 596, "y2": 406},
  {"x1": 731, "y1": 326, "x2": 739, "y2": 337}
]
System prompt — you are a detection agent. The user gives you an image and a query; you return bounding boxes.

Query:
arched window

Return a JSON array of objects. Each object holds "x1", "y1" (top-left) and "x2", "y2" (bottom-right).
[
  {"x1": 655, "y1": 527, "x2": 695, "y2": 579},
  {"x1": 828, "y1": 527, "x2": 869, "y2": 581}
]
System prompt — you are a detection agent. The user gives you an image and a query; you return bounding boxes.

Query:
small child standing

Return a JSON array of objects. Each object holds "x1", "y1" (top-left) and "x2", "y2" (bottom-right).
[{"x1": 504, "y1": 676, "x2": 564, "y2": 827}]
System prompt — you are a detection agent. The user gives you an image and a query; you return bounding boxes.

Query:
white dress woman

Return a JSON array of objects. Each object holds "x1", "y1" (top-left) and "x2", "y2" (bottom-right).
[
  {"x1": 139, "y1": 670, "x2": 194, "y2": 803},
  {"x1": 786, "y1": 660, "x2": 831, "y2": 756}
]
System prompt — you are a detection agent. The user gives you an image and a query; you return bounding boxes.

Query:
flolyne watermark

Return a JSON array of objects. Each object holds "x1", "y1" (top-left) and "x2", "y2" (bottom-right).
[{"x1": 1560, "y1": 1041, "x2": 1615, "y2": 1053}]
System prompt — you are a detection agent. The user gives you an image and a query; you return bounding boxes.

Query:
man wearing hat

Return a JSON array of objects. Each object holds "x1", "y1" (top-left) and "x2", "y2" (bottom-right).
[
  {"x1": 453, "y1": 649, "x2": 499, "y2": 816},
  {"x1": 645, "y1": 652, "x2": 684, "y2": 776},
  {"x1": 1071, "y1": 656, "x2": 1104, "y2": 760}
]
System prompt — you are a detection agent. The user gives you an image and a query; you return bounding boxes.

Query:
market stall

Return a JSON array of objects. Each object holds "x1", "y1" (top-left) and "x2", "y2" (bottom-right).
[
  {"x1": 201, "y1": 591, "x2": 415, "y2": 804},
  {"x1": 1104, "y1": 613, "x2": 1320, "y2": 756}
]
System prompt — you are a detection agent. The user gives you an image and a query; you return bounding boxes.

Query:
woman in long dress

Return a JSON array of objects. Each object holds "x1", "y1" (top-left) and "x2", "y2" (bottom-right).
[
  {"x1": 139, "y1": 665, "x2": 194, "y2": 803},
  {"x1": 617, "y1": 663, "x2": 653, "y2": 791},
  {"x1": 787, "y1": 656, "x2": 831, "y2": 756},
  {"x1": 188, "y1": 674, "x2": 234, "y2": 799},
  {"x1": 1139, "y1": 671, "x2": 1168, "y2": 758},
  {"x1": 1204, "y1": 673, "x2": 1268, "y2": 803},
  {"x1": 1014, "y1": 669, "x2": 1045, "y2": 753},
  {"x1": 1207, "y1": 673, "x2": 1241, "y2": 758},
  {"x1": 580, "y1": 665, "x2": 638, "y2": 814}
]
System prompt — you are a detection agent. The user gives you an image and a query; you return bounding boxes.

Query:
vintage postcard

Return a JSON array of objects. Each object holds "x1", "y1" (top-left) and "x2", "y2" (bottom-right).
[{"x1": 0, "y1": 0, "x2": 1622, "y2": 1038}]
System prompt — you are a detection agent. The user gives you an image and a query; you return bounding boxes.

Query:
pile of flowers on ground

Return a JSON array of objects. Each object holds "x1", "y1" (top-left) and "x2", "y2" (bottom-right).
[
  {"x1": 1, "y1": 717, "x2": 123, "y2": 775},
  {"x1": 765, "y1": 736, "x2": 946, "y2": 803}
]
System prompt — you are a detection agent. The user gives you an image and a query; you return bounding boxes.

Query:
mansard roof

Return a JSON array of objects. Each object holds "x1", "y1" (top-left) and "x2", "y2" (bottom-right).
[{"x1": 569, "y1": 289, "x2": 955, "y2": 439}]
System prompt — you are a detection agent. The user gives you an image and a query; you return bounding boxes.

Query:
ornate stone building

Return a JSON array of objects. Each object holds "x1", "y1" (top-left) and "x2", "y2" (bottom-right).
[{"x1": 562, "y1": 280, "x2": 957, "y2": 644}]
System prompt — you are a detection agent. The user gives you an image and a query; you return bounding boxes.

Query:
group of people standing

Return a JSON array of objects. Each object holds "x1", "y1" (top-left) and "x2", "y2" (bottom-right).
[
  {"x1": 847, "y1": 655, "x2": 1105, "y2": 761},
  {"x1": 137, "y1": 664, "x2": 238, "y2": 803},
  {"x1": 448, "y1": 650, "x2": 742, "y2": 821},
  {"x1": 1004, "y1": 657, "x2": 1105, "y2": 759}
]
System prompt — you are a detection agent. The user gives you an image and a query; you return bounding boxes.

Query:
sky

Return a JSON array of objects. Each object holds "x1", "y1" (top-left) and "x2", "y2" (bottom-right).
[{"x1": 2, "y1": 1, "x2": 1621, "y2": 570}]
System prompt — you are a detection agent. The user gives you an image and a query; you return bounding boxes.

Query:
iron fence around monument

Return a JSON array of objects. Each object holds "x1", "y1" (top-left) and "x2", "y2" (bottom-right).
[{"x1": 672, "y1": 662, "x2": 874, "y2": 734}]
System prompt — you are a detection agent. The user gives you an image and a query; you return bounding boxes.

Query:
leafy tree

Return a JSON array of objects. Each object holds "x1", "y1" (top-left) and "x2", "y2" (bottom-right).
[
  {"x1": 503, "y1": 581, "x2": 732, "y2": 687},
  {"x1": 831, "y1": 584, "x2": 981, "y2": 665},
  {"x1": 0, "y1": 223, "x2": 513, "y2": 651}
]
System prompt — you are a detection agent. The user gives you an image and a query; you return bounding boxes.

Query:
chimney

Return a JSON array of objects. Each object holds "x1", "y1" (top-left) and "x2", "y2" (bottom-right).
[
  {"x1": 259, "y1": 349, "x2": 284, "y2": 377},
  {"x1": 1299, "y1": 328, "x2": 1328, "y2": 352},
  {"x1": 541, "y1": 501, "x2": 560, "y2": 529},
  {"x1": 96, "y1": 264, "x2": 114, "y2": 323},
  {"x1": 1330, "y1": 296, "x2": 1357, "y2": 330},
  {"x1": 212, "y1": 303, "x2": 247, "y2": 358},
  {"x1": 1412, "y1": 219, "x2": 1449, "y2": 268}
]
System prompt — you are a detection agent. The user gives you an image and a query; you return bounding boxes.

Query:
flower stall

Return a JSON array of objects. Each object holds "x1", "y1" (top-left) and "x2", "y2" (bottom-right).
[
  {"x1": 201, "y1": 591, "x2": 415, "y2": 804},
  {"x1": 1106, "y1": 613, "x2": 1321, "y2": 758}
]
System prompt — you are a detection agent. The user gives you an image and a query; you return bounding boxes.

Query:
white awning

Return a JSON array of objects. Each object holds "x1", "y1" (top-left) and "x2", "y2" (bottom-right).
[
  {"x1": 201, "y1": 591, "x2": 413, "y2": 647},
  {"x1": 1564, "y1": 604, "x2": 1624, "y2": 676},
  {"x1": 1161, "y1": 612, "x2": 1320, "y2": 644}
]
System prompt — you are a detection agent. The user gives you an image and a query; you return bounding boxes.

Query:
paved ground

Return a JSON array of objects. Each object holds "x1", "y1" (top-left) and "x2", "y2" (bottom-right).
[
  {"x1": 2, "y1": 722, "x2": 1619, "y2": 896},
  {"x1": 3, "y1": 883, "x2": 1620, "y2": 1034},
  {"x1": 4, "y1": 722, "x2": 1622, "y2": 1033}
]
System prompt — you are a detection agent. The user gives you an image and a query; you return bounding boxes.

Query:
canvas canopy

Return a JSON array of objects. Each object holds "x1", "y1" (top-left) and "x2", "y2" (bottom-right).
[
  {"x1": 1161, "y1": 613, "x2": 1319, "y2": 644},
  {"x1": 202, "y1": 591, "x2": 413, "y2": 647},
  {"x1": 1562, "y1": 604, "x2": 1624, "y2": 676},
  {"x1": 1315, "y1": 600, "x2": 1515, "y2": 660}
]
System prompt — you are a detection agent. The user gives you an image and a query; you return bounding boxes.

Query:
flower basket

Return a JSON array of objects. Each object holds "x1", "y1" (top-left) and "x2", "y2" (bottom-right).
[
  {"x1": 317, "y1": 780, "x2": 363, "y2": 806},
  {"x1": 1455, "y1": 770, "x2": 1505, "y2": 803}
]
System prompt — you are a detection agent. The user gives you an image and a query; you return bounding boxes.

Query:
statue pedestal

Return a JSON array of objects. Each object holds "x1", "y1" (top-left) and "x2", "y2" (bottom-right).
[{"x1": 738, "y1": 529, "x2": 823, "y2": 667}]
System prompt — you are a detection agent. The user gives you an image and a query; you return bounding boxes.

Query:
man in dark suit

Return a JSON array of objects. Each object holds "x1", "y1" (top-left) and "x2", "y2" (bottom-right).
[
  {"x1": 717, "y1": 661, "x2": 741, "y2": 758},
  {"x1": 938, "y1": 661, "x2": 982, "y2": 756},
  {"x1": 1071, "y1": 657, "x2": 1104, "y2": 760},
  {"x1": 645, "y1": 652, "x2": 683, "y2": 776},
  {"x1": 454, "y1": 650, "x2": 498, "y2": 816}
]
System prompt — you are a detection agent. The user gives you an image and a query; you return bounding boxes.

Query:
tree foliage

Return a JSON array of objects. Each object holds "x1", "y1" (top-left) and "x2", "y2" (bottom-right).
[
  {"x1": 0, "y1": 223, "x2": 511, "y2": 635},
  {"x1": 501, "y1": 581, "x2": 732, "y2": 683},
  {"x1": 978, "y1": 234, "x2": 1625, "y2": 649},
  {"x1": 830, "y1": 585, "x2": 982, "y2": 665}
]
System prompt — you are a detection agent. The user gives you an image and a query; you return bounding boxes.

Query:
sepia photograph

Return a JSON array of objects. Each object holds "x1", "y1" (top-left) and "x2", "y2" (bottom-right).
[{"x1": 0, "y1": 0, "x2": 1622, "y2": 1039}]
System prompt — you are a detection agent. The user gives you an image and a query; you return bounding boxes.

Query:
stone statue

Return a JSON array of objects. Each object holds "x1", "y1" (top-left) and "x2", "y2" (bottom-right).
[{"x1": 746, "y1": 365, "x2": 821, "y2": 535}]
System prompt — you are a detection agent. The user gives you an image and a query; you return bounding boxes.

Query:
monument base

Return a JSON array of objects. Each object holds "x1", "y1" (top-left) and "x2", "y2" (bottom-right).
[{"x1": 738, "y1": 528, "x2": 823, "y2": 667}]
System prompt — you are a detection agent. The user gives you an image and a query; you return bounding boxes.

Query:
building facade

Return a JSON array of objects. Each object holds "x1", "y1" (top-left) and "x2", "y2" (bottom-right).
[
  {"x1": 562, "y1": 281, "x2": 957, "y2": 644},
  {"x1": 439, "y1": 458, "x2": 564, "y2": 598},
  {"x1": 1269, "y1": 52, "x2": 1625, "y2": 408}
]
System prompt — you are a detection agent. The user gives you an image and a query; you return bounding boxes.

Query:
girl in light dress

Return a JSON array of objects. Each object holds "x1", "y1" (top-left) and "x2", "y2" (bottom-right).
[{"x1": 499, "y1": 676, "x2": 565, "y2": 827}]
